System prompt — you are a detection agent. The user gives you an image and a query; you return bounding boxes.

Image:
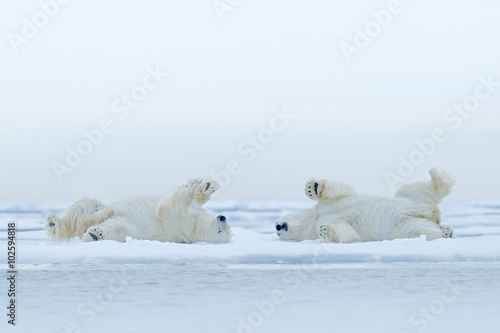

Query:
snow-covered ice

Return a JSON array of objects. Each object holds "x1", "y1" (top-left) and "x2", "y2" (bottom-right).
[
  {"x1": 5, "y1": 201, "x2": 500, "y2": 265},
  {"x1": 1, "y1": 201, "x2": 499, "y2": 332}
]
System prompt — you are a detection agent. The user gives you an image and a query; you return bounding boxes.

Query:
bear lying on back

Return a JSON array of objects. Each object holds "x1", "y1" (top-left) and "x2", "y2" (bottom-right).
[
  {"x1": 46, "y1": 179, "x2": 232, "y2": 243},
  {"x1": 275, "y1": 168, "x2": 455, "y2": 243}
]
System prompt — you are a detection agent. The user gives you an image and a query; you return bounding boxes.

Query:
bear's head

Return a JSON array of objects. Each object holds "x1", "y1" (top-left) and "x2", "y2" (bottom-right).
[
  {"x1": 275, "y1": 210, "x2": 317, "y2": 241},
  {"x1": 206, "y1": 214, "x2": 232, "y2": 243},
  {"x1": 187, "y1": 213, "x2": 232, "y2": 243}
]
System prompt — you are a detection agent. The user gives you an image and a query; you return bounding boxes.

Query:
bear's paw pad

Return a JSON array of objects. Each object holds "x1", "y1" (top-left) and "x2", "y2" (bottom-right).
[
  {"x1": 442, "y1": 226, "x2": 455, "y2": 239},
  {"x1": 305, "y1": 180, "x2": 323, "y2": 200},
  {"x1": 85, "y1": 227, "x2": 105, "y2": 242}
]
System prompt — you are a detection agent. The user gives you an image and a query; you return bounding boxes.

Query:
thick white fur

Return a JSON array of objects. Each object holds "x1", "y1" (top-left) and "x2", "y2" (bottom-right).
[
  {"x1": 45, "y1": 179, "x2": 232, "y2": 243},
  {"x1": 276, "y1": 168, "x2": 456, "y2": 243}
]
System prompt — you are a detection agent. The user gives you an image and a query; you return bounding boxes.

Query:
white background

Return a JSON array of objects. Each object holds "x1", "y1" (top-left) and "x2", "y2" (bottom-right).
[{"x1": 1, "y1": 0, "x2": 499, "y2": 204}]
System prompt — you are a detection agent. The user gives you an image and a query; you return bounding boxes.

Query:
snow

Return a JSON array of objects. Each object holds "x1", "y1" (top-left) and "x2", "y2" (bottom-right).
[
  {"x1": 5, "y1": 201, "x2": 500, "y2": 265},
  {"x1": 1, "y1": 201, "x2": 500, "y2": 332}
]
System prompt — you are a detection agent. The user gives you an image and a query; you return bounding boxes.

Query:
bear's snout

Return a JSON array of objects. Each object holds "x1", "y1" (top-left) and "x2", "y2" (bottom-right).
[
  {"x1": 276, "y1": 222, "x2": 288, "y2": 232},
  {"x1": 217, "y1": 215, "x2": 226, "y2": 223}
]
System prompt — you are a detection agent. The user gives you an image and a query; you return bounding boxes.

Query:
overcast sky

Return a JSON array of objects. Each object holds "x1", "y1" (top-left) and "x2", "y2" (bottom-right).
[{"x1": 1, "y1": 0, "x2": 499, "y2": 205}]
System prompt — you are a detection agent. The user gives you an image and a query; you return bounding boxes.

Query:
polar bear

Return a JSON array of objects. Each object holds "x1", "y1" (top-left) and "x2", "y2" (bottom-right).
[
  {"x1": 45, "y1": 179, "x2": 232, "y2": 243},
  {"x1": 275, "y1": 168, "x2": 456, "y2": 243}
]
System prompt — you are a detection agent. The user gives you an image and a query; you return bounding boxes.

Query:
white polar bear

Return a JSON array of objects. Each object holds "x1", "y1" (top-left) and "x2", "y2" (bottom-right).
[
  {"x1": 275, "y1": 168, "x2": 456, "y2": 243},
  {"x1": 45, "y1": 179, "x2": 232, "y2": 243}
]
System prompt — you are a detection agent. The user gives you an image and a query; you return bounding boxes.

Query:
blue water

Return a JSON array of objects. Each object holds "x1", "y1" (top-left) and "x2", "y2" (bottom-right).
[{"x1": 3, "y1": 262, "x2": 498, "y2": 333}]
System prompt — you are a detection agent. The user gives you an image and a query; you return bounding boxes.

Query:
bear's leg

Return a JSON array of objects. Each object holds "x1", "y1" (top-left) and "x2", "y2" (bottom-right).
[
  {"x1": 395, "y1": 168, "x2": 455, "y2": 224},
  {"x1": 317, "y1": 217, "x2": 361, "y2": 243},
  {"x1": 82, "y1": 218, "x2": 139, "y2": 243},
  {"x1": 157, "y1": 178, "x2": 217, "y2": 216},
  {"x1": 45, "y1": 213, "x2": 76, "y2": 242},
  {"x1": 305, "y1": 179, "x2": 357, "y2": 203},
  {"x1": 76, "y1": 207, "x2": 115, "y2": 239},
  {"x1": 195, "y1": 180, "x2": 220, "y2": 204},
  {"x1": 155, "y1": 178, "x2": 203, "y2": 217},
  {"x1": 175, "y1": 178, "x2": 204, "y2": 204},
  {"x1": 46, "y1": 197, "x2": 110, "y2": 242},
  {"x1": 396, "y1": 168, "x2": 455, "y2": 203},
  {"x1": 390, "y1": 218, "x2": 454, "y2": 241}
]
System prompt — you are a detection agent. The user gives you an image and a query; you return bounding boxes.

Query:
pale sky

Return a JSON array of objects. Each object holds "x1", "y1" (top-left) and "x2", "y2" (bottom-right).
[{"x1": 1, "y1": 0, "x2": 499, "y2": 204}]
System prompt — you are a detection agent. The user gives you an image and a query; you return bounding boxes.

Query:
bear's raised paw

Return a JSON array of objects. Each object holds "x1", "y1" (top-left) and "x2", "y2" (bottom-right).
[
  {"x1": 441, "y1": 226, "x2": 455, "y2": 239},
  {"x1": 83, "y1": 227, "x2": 105, "y2": 242},
  {"x1": 305, "y1": 179, "x2": 324, "y2": 201}
]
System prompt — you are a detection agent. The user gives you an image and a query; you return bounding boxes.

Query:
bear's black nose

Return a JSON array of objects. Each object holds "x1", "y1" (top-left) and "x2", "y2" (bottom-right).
[
  {"x1": 217, "y1": 215, "x2": 226, "y2": 223},
  {"x1": 276, "y1": 222, "x2": 288, "y2": 232}
]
